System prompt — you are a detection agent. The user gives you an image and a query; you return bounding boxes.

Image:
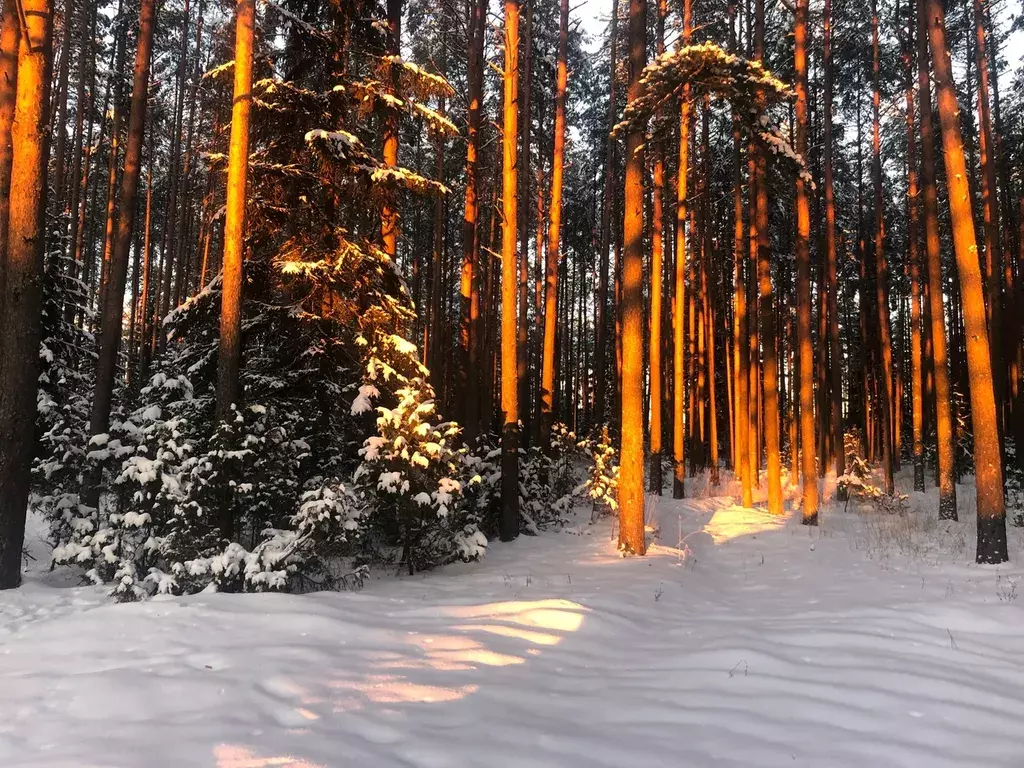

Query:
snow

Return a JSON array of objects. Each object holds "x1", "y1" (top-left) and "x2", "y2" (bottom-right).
[{"x1": 4, "y1": 476, "x2": 1024, "y2": 766}]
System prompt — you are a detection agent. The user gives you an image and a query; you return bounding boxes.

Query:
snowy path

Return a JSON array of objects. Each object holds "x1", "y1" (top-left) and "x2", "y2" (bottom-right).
[{"x1": 3, "y1": 486, "x2": 1024, "y2": 767}]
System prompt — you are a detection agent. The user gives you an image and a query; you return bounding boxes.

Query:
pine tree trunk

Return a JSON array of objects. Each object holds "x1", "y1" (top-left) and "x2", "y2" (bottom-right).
[
  {"x1": 540, "y1": 0, "x2": 568, "y2": 450},
  {"x1": 917, "y1": 0, "x2": 955, "y2": 519},
  {"x1": 459, "y1": 0, "x2": 484, "y2": 442},
  {"x1": 213, "y1": 0, "x2": 255, "y2": 538},
  {"x1": 618, "y1": 0, "x2": 646, "y2": 554},
  {"x1": 81, "y1": 0, "x2": 155, "y2": 512},
  {"x1": 517, "y1": 0, "x2": 532, "y2": 445},
  {"x1": 925, "y1": 0, "x2": 1006, "y2": 562},
  {"x1": 0, "y1": 0, "x2": 20, "y2": 279},
  {"x1": 754, "y1": 0, "x2": 781, "y2": 514},
  {"x1": 380, "y1": 0, "x2": 401, "y2": 259},
  {"x1": 905, "y1": 2, "x2": 925, "y2": 492},
  {"x1": 647, "y1": 0, "x2": 666, "y2": 493},
  {"x1": 794, "y1": 0, "x2": 817, "y2": 522},
  {"x1": 731, "y1": 0, "x2": 751, "y2": 506},
  {"x1": 0, "y1": 0, "x2": 54, "y2": 589},
  {"x1": 872, "y1": 0, "x2": 895, "y2": 494},
  {"x1": 672, "y1": 0, "x2": 691, "y2": 499},
  {"x1": 595, "y1": 1, "x2": 618, "y2": 429},
  {"x1": 499, "y1": 0, "x2": 521, "y2": 542},
  {"x1": 972, "y1": 0, "x2": 1003, "y2": 451}
]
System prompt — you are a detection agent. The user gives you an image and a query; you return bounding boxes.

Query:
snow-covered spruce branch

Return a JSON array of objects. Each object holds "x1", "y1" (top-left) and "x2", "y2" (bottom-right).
[{"x1": 611, "y1": 42, "x2": 812, "y2": 184}]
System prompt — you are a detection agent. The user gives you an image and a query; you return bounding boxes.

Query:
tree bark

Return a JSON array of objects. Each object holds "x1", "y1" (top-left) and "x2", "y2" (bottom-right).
[
  {"x1": 672, "y1": 0, "x2": 691, "y2": 499},
  {"x1": 0, "y1": 0, "x2": 54, "y2": 589},
  {"x1": 81, "y1": 0, "x2": 155, "y2": 512},
  {"x1": 540, "y1": 0, "x2": 568, "y2": 451},
  {"x1": 915, "y1": 3, "x2": 956, "y2": 519},
  {"x1": 925, "y1": 0, "x2": 1006, "y2": 562},
  {"x1": 618, "y1": 0, "x2": 646, "y2": 554},
  {"x1": 794, "y1": 0, "x2": 817, "y2": 522},
  {"x1": 499, "y1": 0, "x2": 520, "y2": 542},
  {"x1": 214, "y1": 0, "x2": 255, "y2": 538}
]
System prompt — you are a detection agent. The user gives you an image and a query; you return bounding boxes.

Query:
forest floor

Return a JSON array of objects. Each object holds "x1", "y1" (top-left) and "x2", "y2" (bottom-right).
[{"x1": 3, "y1": 471, "x2": 1024, "y2": 767}]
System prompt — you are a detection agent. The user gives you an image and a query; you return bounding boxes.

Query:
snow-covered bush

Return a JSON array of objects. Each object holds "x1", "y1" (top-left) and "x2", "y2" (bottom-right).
[
  {"x1": 353, "y1": 342, "x2": 486, "y2": 573},
  {"x1": 579, "y1": 426, "x2": 619, "y2": 517}
]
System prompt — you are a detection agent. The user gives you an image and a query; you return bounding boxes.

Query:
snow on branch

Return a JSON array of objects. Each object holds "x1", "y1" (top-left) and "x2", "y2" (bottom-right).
[{"x1": 612, "y1": 42, "x2": 812, "y2": 183}]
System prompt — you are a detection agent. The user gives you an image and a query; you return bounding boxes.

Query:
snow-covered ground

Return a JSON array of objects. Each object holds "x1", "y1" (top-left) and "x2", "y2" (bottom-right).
[{"x1": 4, "y1": 474, "x2": 1024, "y2": 767}]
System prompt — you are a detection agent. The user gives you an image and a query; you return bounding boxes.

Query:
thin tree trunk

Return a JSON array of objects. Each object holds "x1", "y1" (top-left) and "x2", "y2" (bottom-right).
[
  {"x1": 648, "y1": 0, "x2": 666, "y2": 492},
  {"x1": 905, "y1": 1, "x2": 925, "y2": 492},
  {"x1": 380, "y1": 0, "x2": 401, "y2": 259},
  {"x1": 540, "y1": 0, "x2": 568, "y2": 450},
  {"x1": 595, "y1": 0, "x2": 618, "y2": 428},
  {"x1": 872, "y1": 0, "x2": 895, "y2": 494},
  {"x1": 754, "y1": 0, "x2": 782, "y2": 514},
  {"x1": 459, "y1": 0, "x2": 485, "y2": 442},
  {"x1": 794, "y1": 0, "x2": 817, "y2": 522},
  {"x1": 672, "y1": 0, "x2": 691, "y2": 499},
  {"x1": 81, "y1": 0, "x2": 155, "y2": 512}
]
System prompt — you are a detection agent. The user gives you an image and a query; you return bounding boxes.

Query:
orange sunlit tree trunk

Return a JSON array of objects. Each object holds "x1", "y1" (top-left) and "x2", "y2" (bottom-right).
[
  {"x1": 0, "y1": 0, "x2": 54, "y2": 589},
  {"x1": 729, "y1": 0, "x2": 751, "y2": 507},
  {"x1": 916, "y1": 0, "x2": 956, "y2": 520},
  {"x1": 0, "y1": 0, "x2": 19, "y2": 280},
  {"x1": 540, "y1": 0, "x2": 568, "y2": 450},
  {"x1": 904, "y1": 2, "x2": 925, "y2": 493},
  {"x1": 618, "y1": 0, "x2": 646, "y2": 554},
  {"x1": 215, "y1": 0, "x2": 256, "y2": 539},
  {"x1": 794, "y1": 0, "x2": 817, "y2": 523},
  {"x1": 460, "y1": 0, "x2": 485, "y2": 442},
  {"x1": 925, "y1": 0, "x2": 1007, "y2": 563},
  {"x1": 672, "y1": 0, "x2": 691, "y2": 500},
  {"x1": 499, "y1": 0, "x2": 521, "y2": 542},
  {"x1": 754, "y1": 0, "x2": 782, "y2": 514},
  {"x1": 872, "y1": 0, "x2": 895, "y2": 495},
  {"x1": 648, "y1": 0, "x2": 666, "y2": 493}
]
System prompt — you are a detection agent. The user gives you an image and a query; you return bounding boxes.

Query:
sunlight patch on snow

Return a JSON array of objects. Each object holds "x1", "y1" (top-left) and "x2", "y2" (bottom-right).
[
  {"x1": 703, "y1": 504, "x2": 788, "y2": 544},
  {"x1": 213, "y1": 744, "x2": 324, "y2": 768}
]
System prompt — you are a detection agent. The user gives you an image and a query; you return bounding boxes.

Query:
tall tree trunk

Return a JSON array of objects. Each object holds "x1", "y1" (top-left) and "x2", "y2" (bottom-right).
[
  {"x1": 51, "y1": 0, "x2": 74, "y2": 210},
  {"x1": 905, "y1": 1, "x2": 925, "y2": 492},
  {"x1": 794, "y1": 0, "x2": 817, "y2": 522},
  {"x1": 459, "y1": 0, "x2": 485, "y2": 442},
  {"x1": 380, "y1": 0, "x2": 401, "y2": 259},
  {"x1": 540, "y1": 0, "x2": 568, "y2": 450},
  {"x1": 0, "y1": 0, "x2": 20, "y2": 281},
  {"x1": 672, "y1": 0, "x2": 691, "y2": 499},
  {"x1": 499, "y1": 0, "x2": 521, "y2": 542},
  {"x1": 730, "y1": 0, "x2": 751, "y2": 506},
  {"x1": 595, "y1": 0, "x2": 618, "y2": 428},
  {"x1": 972, "y1": 0, "x2": 1003, "y2": 450},
  {"x1": 648, "y1": 0, "x2": 666, "y2": 492},
  {"x1": 98, "y1": 6, "x2": 126, "y2": 320},
  {"x1": 925, "y1": 0, "x2": 1006, "y2": 562},
  {"x1": 754, "y1": 0, "x2": 782, "y2": 514},
  {"x1": 914, "y1": 6, "x2": 958, "y2": 518},
  {"x1": 81, "y1": 0, "x2": 155, "y2": 511},
  {"x1": 618, "y1": 0, "x2": 646, "y2": 554},
  {"x1": 0, "y1": 0, "x2": 54, "y2": 588},
  {"x1": 517, "y1": 0, "x2": 532, "y2": 445},
  {"x1": 872, "y1": 0, "x2": 895, "y2": 495},
  {"x1": 214, "y1": 0, "x2": 255, "y2": 538}
]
